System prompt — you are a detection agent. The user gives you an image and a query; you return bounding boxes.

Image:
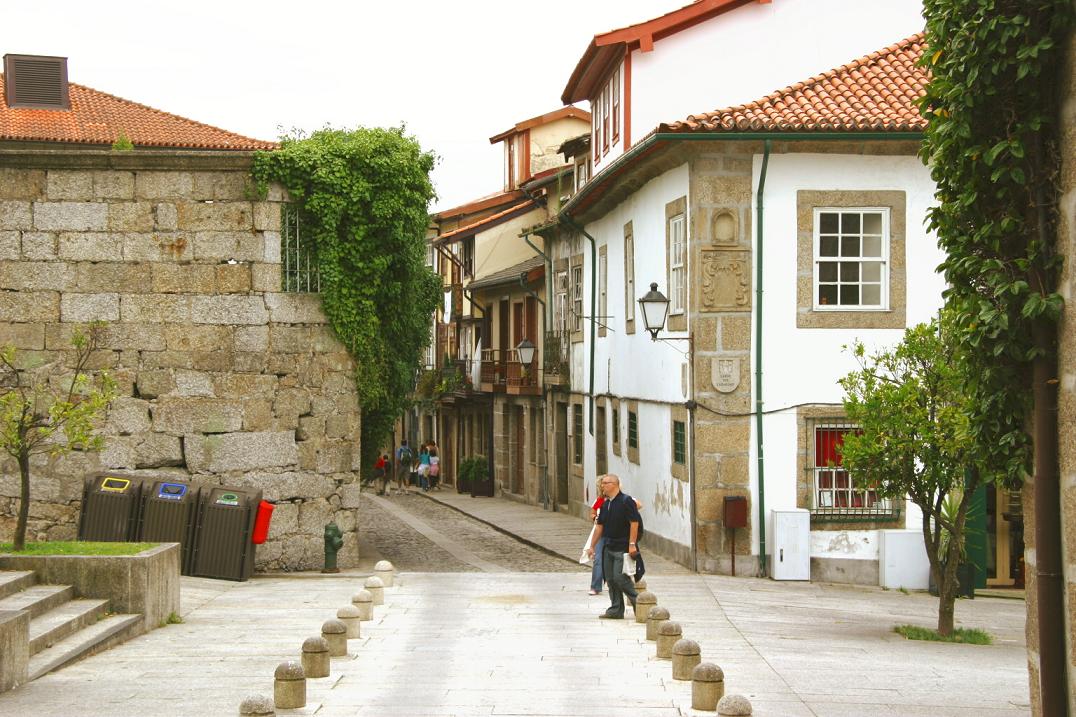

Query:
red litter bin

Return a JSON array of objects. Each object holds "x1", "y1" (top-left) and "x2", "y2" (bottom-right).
[{"x1": 251, "y1": 500, "x2": 274, "y2": 544}]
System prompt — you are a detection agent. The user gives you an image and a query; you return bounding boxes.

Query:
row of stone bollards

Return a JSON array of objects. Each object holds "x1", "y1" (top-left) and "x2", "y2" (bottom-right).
[
  {"x1": 626, "y1": 580, "x2": 753, "y2": 715},
  {"x1": 239, "y1": 560, "x2": 398, "y2": 715}
]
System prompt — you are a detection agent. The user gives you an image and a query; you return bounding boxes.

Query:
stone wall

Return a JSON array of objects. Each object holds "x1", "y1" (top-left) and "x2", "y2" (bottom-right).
[{"x1": 0, "y1": 150, "x2": 362, "y2": 571}]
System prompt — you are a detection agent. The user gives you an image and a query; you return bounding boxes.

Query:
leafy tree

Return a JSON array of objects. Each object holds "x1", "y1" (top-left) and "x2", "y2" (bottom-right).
[
  {"x1": 0, "y1": 324, "x2": 117, "y2": 551},
  {"x1": 839, "y1": 316, "x2": 1012, "y2": 636},
  {"x1": 252, "y1": 127, "x2": 441, "y2": 472}
]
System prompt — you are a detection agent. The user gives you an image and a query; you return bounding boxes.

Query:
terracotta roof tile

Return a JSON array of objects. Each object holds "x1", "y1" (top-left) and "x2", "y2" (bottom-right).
[
  {"x1": 432, "y1": 199, "x2": 537, "y2": 245},
  {"x1": 659, "y1": 33, "x2": 927, "y2": 134},
  {"x1": 0, "y1": 75, "x2": 276, "y2": 151}
]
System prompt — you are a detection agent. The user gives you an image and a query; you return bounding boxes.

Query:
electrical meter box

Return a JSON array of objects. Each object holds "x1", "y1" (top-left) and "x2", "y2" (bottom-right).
[
  {"x1": 78, "y1": 473, "x2": 145, "y2": 542},
  {"x1": 139, "y1": 480, "x2": 201, "y2": 575},
  {"x1": 769, "y1": 509, "x2": 811, "y2": 580},
  {"x1": 190, "y1": 486, "x2": 263, "y2": 581}
]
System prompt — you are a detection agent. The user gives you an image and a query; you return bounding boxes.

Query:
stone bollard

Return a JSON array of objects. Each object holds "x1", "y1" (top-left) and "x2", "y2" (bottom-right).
[
  {"x1": 238, "y1": 694, "x2": 274, "y2": 716},
  {"x1": 692, "y1": 663, "x2": 725, "y2": 711},
  {"x1": 321, "y1": 619, "x2": 348, "y2": 657},
  {"x1": 671, "y1": 638, "x2": 702, "y2": 680},
  {"x1": 301, "y1": 637, "x2": 330, "y2": 679},
  {"x1": 633, "y1": 591, "x2": 657, "y2": 624},
  {"x1": 273, "y1": 661, "x2": 306, "y2": 710},
  {"x1": 337, "y1": 605, "x2": 362, "y2": 639},
  {"x1": 717, "y1": 694, "x2": 752, "y2": 715},
  {"x1": 634, "y1": 578, "x2": 647, "y2": 592},
  {"x1": 655, "y1": 621, "x2": 682, "y2": 659},
  {"x1": 364, "y1": 576, "x2": 385, "y2": 606},
  {"x1": 351, "y1": 590, "x2": 374, "y2": 621},
  {"x1": 374, "y1": 560, "x2": 396, "y2": 587},
  {"x1": 646, "y1": 606, "x2": 670, "y2": 641}
]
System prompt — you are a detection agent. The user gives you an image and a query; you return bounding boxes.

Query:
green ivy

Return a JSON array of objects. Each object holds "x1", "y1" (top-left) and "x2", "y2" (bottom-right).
[
  {"x1": 919, "y1": 0, "x2": 1073, "y2": 483},
  {"x1": 252, "y1": 127, "x2": 441, "y2": 469}
]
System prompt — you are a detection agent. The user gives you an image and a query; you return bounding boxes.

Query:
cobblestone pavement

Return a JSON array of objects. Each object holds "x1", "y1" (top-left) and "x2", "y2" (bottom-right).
[{"x1": 358, "y1": 489, "x2": 586, "y2": 573}]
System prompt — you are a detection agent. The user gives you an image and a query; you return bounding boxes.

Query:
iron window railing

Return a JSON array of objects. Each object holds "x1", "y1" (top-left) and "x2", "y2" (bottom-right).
[
  {"x1": 282, "y1": 204, "x2": 320, "y2": 293},
  {"x1": 808, "y1": 419, "x2": 897, "y2": 520}
]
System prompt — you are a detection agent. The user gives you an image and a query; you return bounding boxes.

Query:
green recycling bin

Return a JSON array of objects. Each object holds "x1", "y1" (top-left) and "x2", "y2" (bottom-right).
[
  {"x1": 139, "y1": 480, "x2": 201, "y2": 575},
  {"x1": 78, "y1": 473, "x2": 145, "y2": 542},
  {"x1": 190, "y1": 486, "x2": 263, "y2": 581}
]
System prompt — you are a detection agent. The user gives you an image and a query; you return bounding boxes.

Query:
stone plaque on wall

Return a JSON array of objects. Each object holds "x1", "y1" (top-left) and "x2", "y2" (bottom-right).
[
  {"x1": 711, "y1": 357, "x2": 741, "y2": 393},
  {"x1": 700, "y1": 251, "x2": 749, "y2": 309}
]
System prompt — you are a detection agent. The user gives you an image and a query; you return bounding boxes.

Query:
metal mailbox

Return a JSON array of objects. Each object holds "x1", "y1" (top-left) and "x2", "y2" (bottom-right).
[
  {"x1": 78, "y1": 473, "x2": 145, "y2": 542},
  {"x1": 724, "y1": 495, "x2": 748, "y2": 529},
  {"x1": 190, "y1": 486, "x2": 263, "y2": 582},
  {"x1": 139, "y1": 480, "x2": 201, "y2": 575}
]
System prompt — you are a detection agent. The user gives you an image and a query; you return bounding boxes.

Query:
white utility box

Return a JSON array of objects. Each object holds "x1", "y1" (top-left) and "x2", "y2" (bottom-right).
[
  {"x1": 879, "y1": 529, "x2": 930, "y2": 590},
  {"x1": 769, "y1": 509, "x2": 810, "y2": 580}
]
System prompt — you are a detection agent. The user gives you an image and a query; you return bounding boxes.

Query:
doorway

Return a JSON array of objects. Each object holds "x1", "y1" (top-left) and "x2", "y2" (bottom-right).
[
  {"x1": 986, "y1": 485, "x2": 1024, "y2": 587},
  {"x1": 556, "y1": 402, "x2": 568, "y2": 506},
  {"x1": 513, "y1": 405, "x2": 525, "y2": 494},
  {"x1": 595, "y1": 405, "x2": 607, "y2": 476}
]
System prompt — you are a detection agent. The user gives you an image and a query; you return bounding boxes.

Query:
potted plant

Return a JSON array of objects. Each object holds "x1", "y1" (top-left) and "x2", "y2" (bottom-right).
[{"x1": 458, "y1": 456, "x2": 487, "y2": 495}]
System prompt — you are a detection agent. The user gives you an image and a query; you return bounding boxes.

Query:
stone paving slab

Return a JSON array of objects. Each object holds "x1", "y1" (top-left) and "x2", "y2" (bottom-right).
[
  {"x1": 418, "y1": 489, "x2": 690, "y2": 575},
  {"x1": 0, "y1": 565, "x2": 1030, "y2": 716}
]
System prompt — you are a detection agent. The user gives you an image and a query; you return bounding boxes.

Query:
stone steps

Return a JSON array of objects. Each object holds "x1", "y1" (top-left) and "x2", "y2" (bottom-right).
[
  {"x1": 28, "y1": 614, "x2": 142, "y2": 682},
  {"x1": 28, "y1": 598, "x2": 111, "y2": 655},
  {"x1": 0, "y1": 584, "x2": 74, "y2": 619},
  {"x1": 0, "y1": 570, "x2": 36, "y2": 601}
]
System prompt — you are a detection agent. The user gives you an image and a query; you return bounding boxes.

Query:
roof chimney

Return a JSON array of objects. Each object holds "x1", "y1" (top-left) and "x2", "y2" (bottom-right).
[{"x1": 4, "y1": 54, "x2": 69, "y2": 110}]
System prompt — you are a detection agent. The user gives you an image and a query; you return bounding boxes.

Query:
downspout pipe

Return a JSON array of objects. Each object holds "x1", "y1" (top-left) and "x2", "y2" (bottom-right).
[
  {"x1": 558, "y1": 215, "x2": 597, "y2": 436},
  {"x1": 754, "y1": 139, "x2": 771, "y2": 577}
]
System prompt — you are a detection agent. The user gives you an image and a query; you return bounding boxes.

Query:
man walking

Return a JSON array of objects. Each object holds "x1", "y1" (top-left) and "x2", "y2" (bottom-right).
[{"x1": 585, "y1": 474, "x2": 640, "y2": 619}]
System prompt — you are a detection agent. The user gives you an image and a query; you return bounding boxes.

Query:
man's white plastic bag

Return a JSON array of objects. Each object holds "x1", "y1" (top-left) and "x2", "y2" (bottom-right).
[
  {"x1": 622, "y1": 552, "x2": 636, "y2": 576},
  {"x1": 579, "y1": 524, "x2": 597, "y2": 565}
]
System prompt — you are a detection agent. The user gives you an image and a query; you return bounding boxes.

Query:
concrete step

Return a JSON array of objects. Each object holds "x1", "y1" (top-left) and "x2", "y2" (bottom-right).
[
  {"x1": 28, "y1": 613, "x2": 142, "y2": 681},
  {"x1": 28, "y1": 598, "x2": 111, "y2": 655},
  {"x1": 0, "y1": 570, "x2": 36, "y2": 601},
  {"x1": 0, "y1": 584, "x2": 74, "y2": 619}
]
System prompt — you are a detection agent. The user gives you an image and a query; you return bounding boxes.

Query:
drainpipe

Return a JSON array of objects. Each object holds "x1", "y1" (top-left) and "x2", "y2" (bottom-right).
[
  {"x1": 558, "y1": 215, "x2": 597, "y2": 436},
  {"x1": 754, "y1": 139, "x2": 771, "y2": 577}
]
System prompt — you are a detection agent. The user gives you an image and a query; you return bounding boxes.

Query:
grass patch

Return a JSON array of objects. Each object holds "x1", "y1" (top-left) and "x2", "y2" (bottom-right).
[
  {"x1": 0, "y1": 541, "x2": 157, "y2": 556},
  {"x1": 162, "y1": 611, "x2": 183, "y2": 626},
  {"x1": 894, "y1": 624, "x2": 993, "y2": 644}
]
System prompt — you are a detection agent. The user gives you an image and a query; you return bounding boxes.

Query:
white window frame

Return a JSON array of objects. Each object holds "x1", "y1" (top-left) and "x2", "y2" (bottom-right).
[
  {"x1": 669, "y1": 213, "x2": 686, "y2": 315},
  {"x1": 571, "y1": 264, "x2": 584, "y2": 333},
  {"x1": 555, "y1": 270, "x2": 569, "y2": 335},
  {"x1": 812, "y1": 207, "x2": 890, "y2": 311},
  {"x1": 598, "y1": 250, "x2": 607, "y2": 331},
  {"x1": 624, "y1": 230, "x2": 635, "y2": 325}
]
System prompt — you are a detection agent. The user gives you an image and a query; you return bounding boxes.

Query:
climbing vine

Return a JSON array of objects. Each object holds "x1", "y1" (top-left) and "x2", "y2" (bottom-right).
[
  {"x1": 919, "y1": 0, "x2": 1073, "y2": 483},
  {"x1": 252, "y1": 127, "x2": 441, "y2": 467}
]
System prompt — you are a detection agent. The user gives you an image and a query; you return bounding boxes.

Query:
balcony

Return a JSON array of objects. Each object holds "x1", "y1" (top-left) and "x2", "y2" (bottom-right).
[
  {"x1": 542, "y1": 331, "x2": 570, "y2": 388},
  {"x1": 479, "y1": 349, "x2": 506, "y2": 393},
  {"x1": 506, "y1": 357, "x2": 540, "y2": 396}
]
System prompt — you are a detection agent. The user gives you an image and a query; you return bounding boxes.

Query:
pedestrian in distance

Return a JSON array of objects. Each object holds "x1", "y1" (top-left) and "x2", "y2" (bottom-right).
[
  {"x1": 588, "y1": 477, "x2": 643, "y2": 595},
  {"x1": 585, "y1": 474, "x2": 640, "y2": 619},
  {"x1": 372, "y1": 453, "x2": 388, "y2": 495},
  {"x1": 428, "y1": 444, "x2": 440, "y2": 490},
  {"x1": 418, "y1": 443, "x2": 431, "y2": 491},
  {"x1": 395, "y1": 441, "x2": 413, "y2": 495}
]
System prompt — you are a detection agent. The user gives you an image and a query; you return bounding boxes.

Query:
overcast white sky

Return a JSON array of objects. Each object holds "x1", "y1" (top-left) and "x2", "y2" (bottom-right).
[{"x1": 3, "y1": 0, "x2": 692, "y2": 211}]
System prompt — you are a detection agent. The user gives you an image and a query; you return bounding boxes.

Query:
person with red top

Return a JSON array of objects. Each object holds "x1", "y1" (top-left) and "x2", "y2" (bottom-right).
[
  {"x1": 588, "y1": 476, "x2": 644, "y2": 595},
  {"x1": 373, "y1": 453, "x2": 389, "y2": 496}
]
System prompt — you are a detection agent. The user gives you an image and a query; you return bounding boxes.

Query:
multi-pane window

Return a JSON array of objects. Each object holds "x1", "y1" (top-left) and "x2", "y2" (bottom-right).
[
  {"x1": 612, "y1": 406, "x2": 620, "y2": 447},
  {"x1": 669, "y1": 213, "x2": 686, "y2": 314},
  {"x1": 611, "y1": 69, "x2": 620, "y2": 142},
  {"x1": 628, "y1": 410, "x2": 638, "y2": 450},
  {"x1": 571, "y1": 264, "x2": 584, "y2": 333},
  {"x1": 598, "y1": 250, "x2": 608, "y2": 332},
  {"x1": 814, "y1": 208, "x2": 888, "y2": 309},
  {"x1": 624, "y1": 228, "x2": 635, "y2": 327},
  {"x1": 555, "y1": 270, "x2": 569, "y2": 334},
  {"x1": 812, "y1": 422, "x2": 892, "y2": 515},
  {"x1": 673, "y1": 420, "x2": 686, "y2": 465},
  {"x1": 593, "y1": 110, "x2": 600, "y2": 162},
  {"x1": 572, "y1": 405, "x2": 583, "y2": 464}
]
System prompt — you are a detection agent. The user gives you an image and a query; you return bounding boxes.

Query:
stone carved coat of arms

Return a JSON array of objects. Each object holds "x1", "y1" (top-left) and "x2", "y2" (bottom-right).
[{"x1": 700, "y1": 252, "x2": 749, "y2": 309}]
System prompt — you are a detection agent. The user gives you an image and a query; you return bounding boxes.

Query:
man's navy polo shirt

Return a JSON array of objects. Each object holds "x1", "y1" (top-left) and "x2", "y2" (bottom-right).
[{"x1": 598, "y1": 492, "x2": 640, "y2": 552}]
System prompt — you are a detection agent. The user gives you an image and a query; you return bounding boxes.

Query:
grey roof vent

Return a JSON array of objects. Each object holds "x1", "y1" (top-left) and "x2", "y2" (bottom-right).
[{"x1": 4, "y1": 54, "x2": 69, "y2": 110}]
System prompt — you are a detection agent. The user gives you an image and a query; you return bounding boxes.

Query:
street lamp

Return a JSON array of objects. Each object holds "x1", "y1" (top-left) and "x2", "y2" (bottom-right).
[
  {"x1": 637, "y1": 282, "x2": 671, "y2": 340},
  {"x1": 515, "y1": 338, "x2": 536, "y2": 365}
]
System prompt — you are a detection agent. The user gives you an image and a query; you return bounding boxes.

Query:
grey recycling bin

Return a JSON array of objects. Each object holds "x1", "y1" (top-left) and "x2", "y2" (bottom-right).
[
  {"x1": 78, "y1": 473, "x2": 145, "y2": 542},
  {"x1": 190, "y1": 486, "x2": 262, "y2": 581},
  {"x1": 139, "y1": 480, "x2": 200, "y2": 575}
]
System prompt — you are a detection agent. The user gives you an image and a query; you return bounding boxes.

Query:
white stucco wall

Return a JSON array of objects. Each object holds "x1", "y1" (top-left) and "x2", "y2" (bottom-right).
[
  {"x1": 749, "y1": 151, "x2": 944, "y2": 560},
  {"x1": 472, "y1": 209, "x2": 546, "y2": 279},
  {"x1": 531, "y1": 118, "x2": 590, "y2": 177},
  {"x1": 575, "y1": 163, "x2": 693, "y2": 549},
  {"x1": 627, "y1": 0, "x2": 925, "y2": 144}
]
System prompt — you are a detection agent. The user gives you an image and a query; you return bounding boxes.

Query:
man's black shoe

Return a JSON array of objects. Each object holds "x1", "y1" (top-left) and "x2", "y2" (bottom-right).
[{"x1": 598, "y1": 612, "x2": 624, "y2": 619}]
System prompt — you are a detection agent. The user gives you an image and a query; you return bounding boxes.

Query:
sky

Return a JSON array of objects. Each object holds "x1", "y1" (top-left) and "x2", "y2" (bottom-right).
[{"x1": 2, "y1": 0, "x2": 693, "y2": 212}]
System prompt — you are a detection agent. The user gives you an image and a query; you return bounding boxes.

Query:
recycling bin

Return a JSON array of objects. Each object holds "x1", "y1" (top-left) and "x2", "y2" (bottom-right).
[
  {"x1": 190, "y1": 486, "x2": 263, "y2": 581},
  {"x1": 139, "y1": 480, "x2": 201, "y2": 575},
  {"x1": 78, "y1": 473, "x2": 145, "y2": 542}
]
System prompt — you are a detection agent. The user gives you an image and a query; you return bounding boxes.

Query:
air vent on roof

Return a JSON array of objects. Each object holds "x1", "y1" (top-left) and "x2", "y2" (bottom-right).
[{"x1": 4, "y1": 54, "x2": 69, "y2": 110}]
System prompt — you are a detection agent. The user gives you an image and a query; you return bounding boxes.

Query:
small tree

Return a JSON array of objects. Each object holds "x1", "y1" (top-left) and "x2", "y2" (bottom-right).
[
  {"x1": 0, "y1": 324, "x2": 117, "y2": 551},
  {"x1": 839, "y1": 316, "x2": 1017, "y2": 635}
]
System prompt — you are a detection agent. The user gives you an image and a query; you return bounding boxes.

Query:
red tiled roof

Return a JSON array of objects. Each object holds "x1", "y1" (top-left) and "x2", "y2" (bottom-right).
[
  {"x1": 0, "y1": 75, "x2": 276, "y2": 151},
  {"x1": 432, "y1": 189, "x2": 526, "y2": 222},
  {"x1": 659, "y1": 33, "x2": 927, "y2": 134},
  {"x1": 432, "y1": 199, "x2": 537, "y2": 246}
]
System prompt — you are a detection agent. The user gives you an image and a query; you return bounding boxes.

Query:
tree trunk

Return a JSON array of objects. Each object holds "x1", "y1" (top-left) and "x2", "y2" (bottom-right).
[{"x1": 13, "y1": 449, "x2": 30, "y2": 551}]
